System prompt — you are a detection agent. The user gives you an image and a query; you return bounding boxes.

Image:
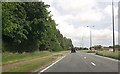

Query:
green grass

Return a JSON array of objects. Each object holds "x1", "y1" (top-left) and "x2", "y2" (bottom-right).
[
  {"x1": 0, "y1": 53, "x2": 2, "y2": 66},
  {"x1": 96, "y1": 50, "x2": 119, "y2": 60},
  {"x1": 80, "y1": 50, "x2": 95, "y2": 53},
  {"x1": 53, "y1": 54, "x2": 63, "y2": 57},
  {"x1": 2, "y1": 51, "x2": 53, "y2": 66},
  {"x1": 55, "y1": 50, "x2": 70, "y2": 53},
  {"x1": 3, "y1": 57, "x2": 56, "y2": 72}
]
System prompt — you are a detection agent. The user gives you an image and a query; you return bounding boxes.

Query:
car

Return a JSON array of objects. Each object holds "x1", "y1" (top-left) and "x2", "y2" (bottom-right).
[{"x1": 71, "y1": 48, "x2": 76, "y2": 53}]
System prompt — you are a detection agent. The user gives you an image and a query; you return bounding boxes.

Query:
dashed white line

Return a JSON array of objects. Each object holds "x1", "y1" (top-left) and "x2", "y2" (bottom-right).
[
  {"x1": 84, "y1": 57, "x2": 86, "y2": 59},
  {"x1": 39, "y1": 54, "x2": 67, "y2": 73},
  {"x1": 91, "y1": 62, "x2": 96, "y2": 66}
]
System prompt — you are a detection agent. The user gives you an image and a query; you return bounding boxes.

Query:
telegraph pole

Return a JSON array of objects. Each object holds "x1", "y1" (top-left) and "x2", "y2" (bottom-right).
[
  {"x1": 112, "y1": 0, "x2": 115, "y2": 52},
  {"x1": 90, "y1": 27, "x2": 92, "y2": 50},
  {"x1": 82, "y1": 35, "x2": 84, "y2": 49}
]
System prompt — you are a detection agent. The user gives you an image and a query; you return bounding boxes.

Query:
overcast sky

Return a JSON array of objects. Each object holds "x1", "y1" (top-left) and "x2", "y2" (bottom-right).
[{"x1": 43, "y1": 0, "x2": 119, "y2": 48}]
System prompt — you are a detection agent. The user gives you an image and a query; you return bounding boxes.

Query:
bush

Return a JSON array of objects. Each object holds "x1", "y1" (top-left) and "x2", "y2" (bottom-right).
[{"x1": 2, "y1": 36, "x2": 39, "y2": 53}]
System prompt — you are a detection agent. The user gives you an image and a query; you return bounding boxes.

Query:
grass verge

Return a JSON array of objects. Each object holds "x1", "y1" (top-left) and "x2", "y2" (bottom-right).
[
  {"x1": 2, "y1": 51, "x2": 53, "y2": 66},
  {"x1": 96, "y1": 50, "x2": 119, "y2": 60},
  {"x1": 80, "y1": 50, "x2": 95, "y2": 53},
  {"x1": 54, "y1": 50, "x2": 70, "y2": 53},
  {"x1": 2, "y1": 57, "x2": 56, "y2": 72}
]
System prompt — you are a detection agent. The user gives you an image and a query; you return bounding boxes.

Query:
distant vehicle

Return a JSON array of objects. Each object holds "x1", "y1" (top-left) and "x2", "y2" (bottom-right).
[
  {"x1": 71, "y1": 48, "x2": 76, "y2": 53},
  {"x1": 109, "y1": 49, "x2": 113, "y2": 51}
]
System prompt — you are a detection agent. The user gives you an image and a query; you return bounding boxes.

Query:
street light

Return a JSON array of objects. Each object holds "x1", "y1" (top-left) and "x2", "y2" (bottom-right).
[
  {"x1": 81, "y1": 31, "x2": 84, "y2": 50},
  {"x1": 87, "y1": 26, "x2": 94, "y2": 50},
  {"x1": 112, "y1": 0, "x2": 115, "y2": 52},
  {"x1": 82, "y1": 35, "x2": 84, "y2": 49}
]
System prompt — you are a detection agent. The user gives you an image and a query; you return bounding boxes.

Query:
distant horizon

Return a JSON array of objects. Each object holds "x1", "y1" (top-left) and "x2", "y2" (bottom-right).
[{"x1": 75, "y1": 44, "x2": 120, "y2": 48}]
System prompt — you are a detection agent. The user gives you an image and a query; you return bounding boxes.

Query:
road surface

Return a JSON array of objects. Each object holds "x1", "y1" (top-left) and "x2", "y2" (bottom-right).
[{"x1": 40, "y1": 51, "x2": 118, "y2": 72}]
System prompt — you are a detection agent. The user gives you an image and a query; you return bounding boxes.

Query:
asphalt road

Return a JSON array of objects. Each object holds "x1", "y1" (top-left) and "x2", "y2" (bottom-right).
[{"x1": 41, "y1": 51, "x2": 118, "y2": 72}]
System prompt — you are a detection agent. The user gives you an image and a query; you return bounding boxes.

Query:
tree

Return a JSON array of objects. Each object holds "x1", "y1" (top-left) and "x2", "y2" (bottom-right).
[{"x1": 2, "y1": 2, "x2": 73, "y2": 53}]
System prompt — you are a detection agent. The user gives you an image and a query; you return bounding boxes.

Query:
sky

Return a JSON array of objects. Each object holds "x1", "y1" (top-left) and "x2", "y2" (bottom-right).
[{"x1": 42, "y1": 0, "x2": 120, "y2": 48}]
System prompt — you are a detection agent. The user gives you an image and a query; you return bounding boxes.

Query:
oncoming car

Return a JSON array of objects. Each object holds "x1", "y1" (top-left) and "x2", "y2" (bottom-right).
[{"x1": 71, "y1": 48, "x2": 76, "y2": 53}]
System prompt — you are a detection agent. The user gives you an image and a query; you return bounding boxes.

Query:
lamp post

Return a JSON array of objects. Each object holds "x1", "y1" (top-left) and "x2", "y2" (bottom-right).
[
  {"x1": 87, "y1": 26, "x2": 94, "y2": 50},
  {"x1": 112, "y1": 0, "x2": 115, "y2": 52},
  {"x1": 81, "y1": 32, "x2": 84, "y2": 50},
  {"x1": 81, "y1": 34, "x2": 84, "y2": 50}
]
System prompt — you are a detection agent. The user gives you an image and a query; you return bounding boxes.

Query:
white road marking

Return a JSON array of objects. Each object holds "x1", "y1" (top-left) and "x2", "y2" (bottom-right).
[
  {"x1": 94, "y1": 54, "x2": 118, "y2": 62},
  {"x1": 39, "y1": 54, "x2": 67, "y2": 73},
  {"x1": 91, "y1": 62, "x2": 96, "y2": 66},
  {"x1": 88, "y1": 53, "x2": 118, "y2": 62},
  {"x1": 84, "y1": 57, "x2": 86, "y2": 59}
]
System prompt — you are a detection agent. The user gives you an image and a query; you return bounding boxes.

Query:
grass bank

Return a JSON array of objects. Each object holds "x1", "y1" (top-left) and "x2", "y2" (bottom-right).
[
  {"x1": 2, "y1": 50, "x2": 69, "y2": 66},
  {"x1": 2, "y1": 51, "x2": 65, "y2": 72},
  {"x1": 2, "y1": 51, "x2": 53, "y2": 66},
  {"x1": 96, "y1": 50, "x2": 119, "y2": 60},
  {"x1": 2, "y1": 56, "x2": 57, "y2": 72},
  {"x1": 54, "y1": 50, "x2": 70, "y2": 53},
  {"x1": 80, "y1": 50, "x2": 95, "y2": 53}
]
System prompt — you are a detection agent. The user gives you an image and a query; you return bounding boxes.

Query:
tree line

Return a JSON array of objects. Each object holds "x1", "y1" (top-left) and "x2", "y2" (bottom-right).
[{"x1": 2, "y1": 2, "x2": 73, "y2": 53}]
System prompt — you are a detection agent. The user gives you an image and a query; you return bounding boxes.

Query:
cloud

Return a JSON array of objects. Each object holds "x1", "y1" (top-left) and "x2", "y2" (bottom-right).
[
  {"x1": 55, "y1": 0, "x2": 104, "y2": 24},
  {"x1": 43, "y1": 0, "x2": 119, "y2": 47},
  {"x1": 92, "y1": 29, "x2": 118, "y2": 45},
  {"x1": 104, "y1": 5, "x2": 118, "y2": 18},
  {"x1": 56, "y1": 0, "x2": 97, "y2": 13},
  {"x1": 57, "y1": 21, "x2": 118, "y2": 47}
]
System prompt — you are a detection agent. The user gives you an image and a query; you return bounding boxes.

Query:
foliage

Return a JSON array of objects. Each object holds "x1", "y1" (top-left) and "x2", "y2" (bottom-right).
[
  {"x1": 2, "y1": 2, "x2": 73, "y2": 53},
  {"x1": 74, "y1": 47, "x2": 88, "y2": 50},
  {"x1": 92, "y1": 45, "x2": 102, "y2": 50}
]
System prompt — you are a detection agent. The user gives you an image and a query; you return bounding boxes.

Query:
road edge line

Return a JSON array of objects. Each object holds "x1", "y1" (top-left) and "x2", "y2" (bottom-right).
[
  {"x1": 94, "y1": 54, "x2": 118, "y2": 62},
  {"x1": 39, "y1": 54, "x2": 67, "y2": 73},
  {"x1": 86, "y1": 52, "x2": 118, "y2": 62}
]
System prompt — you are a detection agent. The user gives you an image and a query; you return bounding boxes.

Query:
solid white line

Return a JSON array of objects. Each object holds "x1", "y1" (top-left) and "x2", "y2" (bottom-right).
[
  {"x1": 94, "y1": 54, "x2": 118, "y2": 62},
  {"x1": 86, "y1": 52, "x2": 118, "y2": 62},
  {"x1": 39, "y1": 55, "x2": 67, "y2": 73},
  {"x1": 91, "y1": 62, "x2": 96, "y2": 66}
]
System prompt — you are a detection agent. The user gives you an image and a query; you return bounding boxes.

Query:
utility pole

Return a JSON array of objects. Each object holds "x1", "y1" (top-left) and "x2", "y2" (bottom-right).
[
  {"x1": 112, "y1": 0, "x2": 115, "y2": 52},
  {"x1": 82, "y1": 35, "x2": 84, "y2": 49},
  {"x1": 87, "y1": 26, "x2": 94, "y2": 50},
  {"x1": 81, "y1": 32, "x2": 84, "y2": 50}
]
